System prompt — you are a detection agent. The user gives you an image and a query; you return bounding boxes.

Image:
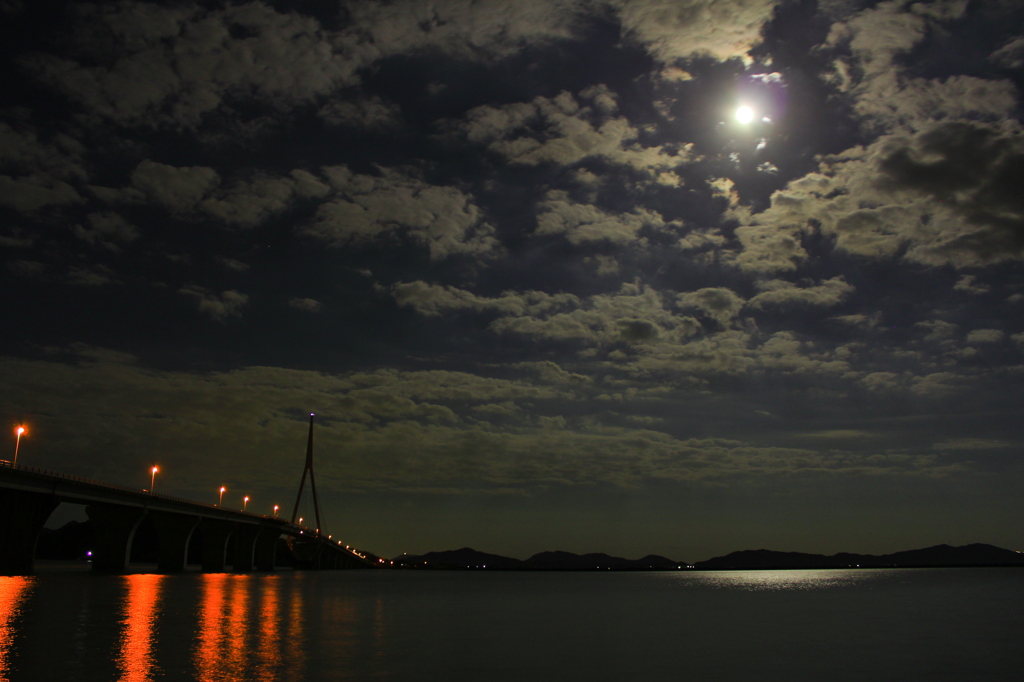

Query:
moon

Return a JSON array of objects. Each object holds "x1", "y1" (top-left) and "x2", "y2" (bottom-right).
[{"x1": 736, "y1": 106, "x2": 755, "y2": 124}]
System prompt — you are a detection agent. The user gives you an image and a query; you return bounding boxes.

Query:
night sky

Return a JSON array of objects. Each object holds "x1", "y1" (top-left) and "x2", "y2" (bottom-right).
[{"x1": 2, "y1": 0, "x2": 1023, "y2": 562}]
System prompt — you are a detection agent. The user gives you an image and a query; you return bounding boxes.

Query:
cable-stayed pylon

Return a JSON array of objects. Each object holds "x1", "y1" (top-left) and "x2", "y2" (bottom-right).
[{"x1": 290, "y1": 412, "x2": 323, "y2": 535}]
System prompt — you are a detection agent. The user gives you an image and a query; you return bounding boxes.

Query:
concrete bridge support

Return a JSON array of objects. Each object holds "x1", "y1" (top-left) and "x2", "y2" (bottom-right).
[
  {"x1": 151, "y1": 512, "x2": 199, "y2": 573},
  {"x1": 0, "y1": 489, "x2": 59, "y2": 576},
  {"x1": 254, "y1": 529, "x2": 279, "y2": 571},
  {"x1": 232, "y1": 524, "x2": 262, "y2": 572},
  {"x1": 324, "y1": 546, "x2": 341, "y2": 569},
  {"x1": 86, "y1": 504, "x2": 145, "y2": 573},
  {"x1": 199, "y1": 519, "x2": 234, "y2": 572},
  {"x1": 290, "y1": 535, "x2": 323, "y2": 570}
]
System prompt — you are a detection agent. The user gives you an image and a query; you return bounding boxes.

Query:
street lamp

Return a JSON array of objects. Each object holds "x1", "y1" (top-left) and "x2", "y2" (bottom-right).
[
  {"x1": 150, "y1": 466, "x2": 159, "y2": 494},
  {"x1": 298, "y1": 517, "x2": 303, "y2": 527},
  {"x1": 219, "y1": 486, "x2": 226, "y2": 506},
  {"x1": 273, "y1": 505, "x2": 279, "y2": 518},
  {"x1": 243, "y1": 495, "x2": 249, "y2": 512},
  {"x1": 13, "y1": 426, "x2": 26, "y2": 466}
]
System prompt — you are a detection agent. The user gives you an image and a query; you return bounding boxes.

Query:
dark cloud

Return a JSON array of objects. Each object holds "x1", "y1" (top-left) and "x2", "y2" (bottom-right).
[
  {"x1": 304, "y1": 166, "x2": 501, "y2": 260},
  {"x1": 179, "y1": 285, "x2": 249, "y2": 321},
  {"x1": 876, "y1": 121, "x2": 1024, "y2": 263}
]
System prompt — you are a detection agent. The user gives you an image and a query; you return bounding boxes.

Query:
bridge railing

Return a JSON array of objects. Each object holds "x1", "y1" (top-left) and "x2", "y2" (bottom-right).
[{"x1": 0, "y1": 459, "x2": 285, "y2": 521}]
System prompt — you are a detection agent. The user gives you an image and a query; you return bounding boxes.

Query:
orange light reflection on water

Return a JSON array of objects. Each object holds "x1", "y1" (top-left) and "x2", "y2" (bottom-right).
[
  {"x1": 0, "y1": 577, "x2": 33, "y2": 677},
  {"x1": 256, "y1": 577, "x2": 280, "y2": 680},
  {"x1": 117, "y1": 574, "x2": 165, "y2": 682},
  {"x1": 283, "y1": 579, "x2": 305, "y2": 682},
  {"x1": 194, "y1": 574, "x2": 303, "y2": 681},
  {"x1": 195, "y1": 573, "x2": 236, "y2": 682}
]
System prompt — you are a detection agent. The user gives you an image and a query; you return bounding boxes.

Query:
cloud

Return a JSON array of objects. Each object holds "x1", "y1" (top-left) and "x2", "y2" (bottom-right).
[
  {"x1": 488, "y1": 283, "x2": 700, "y2": 347},
  {"x1": 746, "y1": 277, "x2": 854, "y2": 310},
  {"x1": 179, "y1": 285, "x2": 249, "y2": 321},
  {"x1": 345, "y1": 0, "x2": 582, "y2": 62},
  {"x1": 288, "y1": 297, "x2": 322, "y2": 313},
  {"x1": 620, "y1": 326, "x2": 858, "y2": 381},
  {"x1": 0, "y1": 121, "x2": 87, "y2": 213},
  {"x1": 916, "y1": 320, "x2": 959, "y2": 343},
  {"x1": 456, "y1": 88, "x2": 690, "y2": 175},
  {"x1": 728, "y1": 120, "x2": 1024, "y2": 270},
  {"x1": 68, "y1": 264, "x2": 119, "y2": 287},
  {"x1": 390, "y1": 281, "x2": 579, "y2": 318},
  {"x1": 131, "y1": 160, "x2": 220, "y2": 212},
  {"x1": 677, "y1": 288, "x2": 746, "y2": 327},
  {"x1": 830, "y1": 313, "x2": 880, "y2": 329},
  {"x1": 860, "y1": 371, "x2": 901, "y2": 391},
  {"x1": 190, "y1": 168, "x2": 340, "y2": 227},
  {"x1": 610, "y1": 0, "x2": 780, "y2": 63},
  {"x1": 822, "y1": 1, "x2": 1016, "y2": 135},
  {"x1": 23, "y1": 2, "x2": 357, "y2": 128},
  {"x1": 0, "y1": 175, "x2": 84, "y2": 213},
  {"x1": 724, "y1": 220, "x2": 807, "y2": 275},
  {"x1": 0, "y1": 121, "x2": 86, "y2": 182},
  {"x1": 909, "y1": 371, "x2": 961, "y2": 396},
  {"x1": 197, "y1": 174, "x2": 297, "y2": 226},
  {"x1": 965, "y1": 329, "x2": 1004, "y2": 345},
  {"x1": 73, "y1": 212, "x2": 139, "y2": 251},
  {"x1": 221, "y1": 258, "x2": 249, "y2": 272},
  {"x1": 713, "y1": 1, "x2": 1024, "y2": 278},
  {"x1": 318, "y1": 95, "x2": 403, "y2": 130},
  {"x1": 932, "y1": 438, "x2": 1011, "y2": 451},
  {"x1": 393, "y1": 280, "x2": 704, "y2": 349},
  {"x1": 0, "y1": 348, "x2": 961, "y2": 498},
  {"x1": 305, "y1": 166, "x2": 500, "y2": 260},
  {"x1": 991, "y1": 36, "x2": 1024, "y2": 69},
  {"x1": 535, "y1": 191, "x2": 673, "y2": 244},
  {"x1": 394, "y1": 279, "x2": 864, "y2": 383},
  {"x1": 22, "y1": 0, "x2": 583, "y2": 130},
  {"x1": 953, "y1": 275, "x2": 990, "y2": 295}
]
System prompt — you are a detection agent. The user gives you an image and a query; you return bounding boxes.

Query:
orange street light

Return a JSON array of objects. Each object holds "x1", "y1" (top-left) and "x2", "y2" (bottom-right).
[
  {"x1": 219, "y1": 486, "x2": 226, "y2": 506},
  {"x1": 13, "y1": 425, "x2": 26, "y2": 466},
  {"x1": 243, "y1": 495, "x2": 249, "y2": 512},
  {"x1": 150, "y1": 466, "x2": 159, "y2": 494},
  {"x1": 298, "y1": 517, "x2": 304, "y2": 526},
  {"x1": 273, "y1": 505, "x2": 279, "y2": 518}
]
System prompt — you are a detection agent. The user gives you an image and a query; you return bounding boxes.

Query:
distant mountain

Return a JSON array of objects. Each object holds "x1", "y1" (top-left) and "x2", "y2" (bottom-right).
[
  {"x1": 523, "y1": 551, "x2": 682, "y2": 570},
  {"x1": 393, "y1": 547, "x2": 522, "y2": 569},
  {"x1": 695, "y1": 544, "x2": 1024, "y2": 570},
  {"x1": 524, "y1": 551, "x2": 624, "y2": 570},
  {"x1": 393, "y1": 543, "x2": 1024, "y2": 571},
  {"x1": 392, "y1": 548, "x2": 685, "y2": 570}
]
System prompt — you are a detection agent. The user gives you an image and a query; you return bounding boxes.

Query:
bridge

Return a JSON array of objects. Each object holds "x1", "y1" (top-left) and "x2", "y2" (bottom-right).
[{"x1": 0, "y1": 414, "x2": 376, "y2": 576}]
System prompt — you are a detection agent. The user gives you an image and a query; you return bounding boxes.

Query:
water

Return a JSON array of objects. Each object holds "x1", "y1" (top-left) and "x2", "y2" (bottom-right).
[{"x1": 1, "y1": 568, "x2": 1021, "y2": 681}]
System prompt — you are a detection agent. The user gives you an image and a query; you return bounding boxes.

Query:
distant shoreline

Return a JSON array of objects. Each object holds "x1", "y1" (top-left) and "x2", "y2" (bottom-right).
[
  {"x1": 392, "y1": 543, "x2": 1024, "y2": 571},
  {"x1": 36, "y1": 522, "x2": 1024, "y2": 573},
  {"x1": 28, "y1": 560, "x2": 1024, "y2": 574}
]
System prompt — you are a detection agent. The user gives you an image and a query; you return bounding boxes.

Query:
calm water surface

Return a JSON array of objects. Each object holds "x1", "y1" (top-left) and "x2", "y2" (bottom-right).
[{"x1": 1, "y1": 568, "x2": 1021, "y2": 681}]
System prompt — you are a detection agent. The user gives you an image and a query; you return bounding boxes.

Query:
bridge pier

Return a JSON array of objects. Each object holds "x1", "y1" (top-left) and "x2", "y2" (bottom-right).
[
  {"x1": 151, "y1": 512, "x2": 199, "y2": 573},
  {"x1": 0, "y1": 489, "x2": 59, "y2": 576},
  {"x1": 199, "y1": 519, "x2": 234, "y2": 572},
  {"x1": 324, "y1": 545, "x2": 341, "y2": 569},
  {"x1": 232, "y1": 524, "x2": 262, "y2": 572},
  {"x1": 254, "y1": 527, "x2": 280, "y2": 571},
  {"x1": 86, "y1": 504, "x2": 145, "y2": 573},
  {"x1": 290, "y1": 534, "x2": 323, "y2": 570}
]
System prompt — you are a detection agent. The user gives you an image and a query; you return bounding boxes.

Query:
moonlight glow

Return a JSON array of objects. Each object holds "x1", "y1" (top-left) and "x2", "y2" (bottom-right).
[{"x1": 736, "y1": 106, "x2": 755, "y2": 124}]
